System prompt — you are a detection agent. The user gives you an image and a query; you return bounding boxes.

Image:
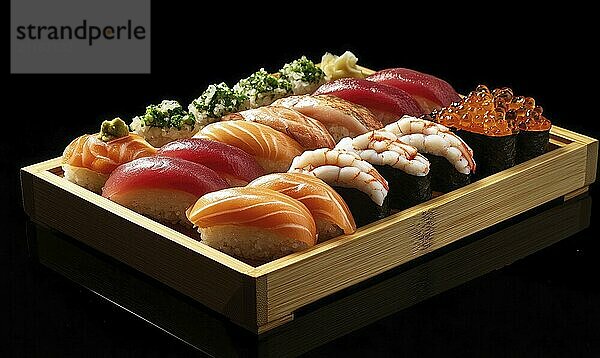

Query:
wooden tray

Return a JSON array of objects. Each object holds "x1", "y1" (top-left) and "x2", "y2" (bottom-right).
[
  {"x1": 21, "y1": 120, "x2": 598, "y2": 333},
  {"x1": 28, "y1": 194, "x2": 592, "y2": 356}
]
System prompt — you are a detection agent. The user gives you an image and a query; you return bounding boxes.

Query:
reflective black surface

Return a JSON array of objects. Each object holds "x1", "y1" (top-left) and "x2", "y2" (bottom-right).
[{"x1": 5, "y1": 6, "x2": 599, "y2": 357}]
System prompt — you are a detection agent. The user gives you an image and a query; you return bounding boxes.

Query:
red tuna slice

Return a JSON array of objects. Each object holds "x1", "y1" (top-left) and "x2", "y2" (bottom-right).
[
  {"x1": 102, "y1": 156, "x2": 230, "y2": 225},
  {"x1": 103, "y1": 156, "x2": 229, "y2": 199},
  {"x1": 158, "y1": 138, "x2": 265, "y2": 186},
  {"x1": 313, "y1": 78, "x2": 423, "y2": 125},
  {"x1": 367, "y1": 68, "x2": 461, "y2": 114}
]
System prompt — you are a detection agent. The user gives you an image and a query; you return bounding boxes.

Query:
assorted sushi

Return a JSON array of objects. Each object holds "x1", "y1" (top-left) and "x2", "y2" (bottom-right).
[
  {"x1": 336, "y1": 130, "x2": 431, "y2": 210},
  {"x1": 157, "y1": 138, "x2": 264, "y2": 186},
  {"x1": 367, "y1": 68, "x2": 462, "y2": 113},
  {"x1": 288, "y1": 148, "x2": 390, "y2": 227},
  {"x1": 314, "y1": 78, "x2": 424, "y2": 125},
  {"x1": 102, "y1": 156, "x2": 229, "y2": 225},
  {"x1": 248, "y1": 172, "x2": 356, "y2": 242},
  {"x1": 272, "y1": 94, "x2": 383, "y2": 142},
  {"x1": 186, "y1": 187, "x2": 317, "y2": 261},
  {"x1": 222, "y1": 106, "x2": 335, "y2": 149},
  {"x1": 58, "y1": 53, "x2": 555, "y2": 264},
  {"x1": 194, "y1": 120, "x2": 304, "y2": 173},
  {"x1": 432, "y1": 85, "x2": 552, "y2": 179},
  {"x1": 62, "y1": 118, "x2": 157, "y2": 193},
  {"x1": 130, "y1": 100, "x2": 198, "y2": 147},
  {"x1": 384, "y1": 116, "x2": 475, "y2": 193}
]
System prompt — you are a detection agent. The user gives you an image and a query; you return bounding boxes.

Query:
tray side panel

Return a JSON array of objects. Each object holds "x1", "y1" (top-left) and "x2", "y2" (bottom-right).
[
  {"x1": 22, "y1": 169, "x2": 260, "y2": 330},
  {"x1": 263, "y1": 142, "x2": 588, "y2": 322},
  {"x1": 551, "y1": 126, "x2": 598, "y2": 185}
]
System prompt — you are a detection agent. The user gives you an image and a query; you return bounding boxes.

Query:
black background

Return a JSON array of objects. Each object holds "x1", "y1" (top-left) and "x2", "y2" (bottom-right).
[{"x1": 4, "y1": 4, "x2": 599, "y2": 357}]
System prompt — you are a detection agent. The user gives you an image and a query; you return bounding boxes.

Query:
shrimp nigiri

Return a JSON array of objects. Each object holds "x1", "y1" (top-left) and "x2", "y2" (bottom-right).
[
  {"x1": 384, "y1": 115, "x2": 476, "y2": 192},
  {"x1": 289, "y1": 148, "x2": 390, "y2": 227},
  {"x1": 336, "y1": 130, "x2": 431, "y2": 210}
]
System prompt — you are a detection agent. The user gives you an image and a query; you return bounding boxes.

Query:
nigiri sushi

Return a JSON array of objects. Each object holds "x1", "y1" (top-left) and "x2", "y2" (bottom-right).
[
  {"x1": 272, "y1": 95, "x2": 383, "y2": 143},
  {"x1": 313, "y1": 78, "x2": 424, "y2": 125},
  {"x1": 194, "y1": 120, "x2": 303, "y2": 173},
  {"x1": 384, "y1": 116, "x2": 476, "y2": 193},
  {"x1": 62, "y1": 118, "x2": 157, "y2": 193},
  {"x1": 336, "y1": 130, "x2": 431, "y2": 210},
  {"x1": 248, "y1": 172, "x2": 356, "y2": 242},
  {"x1": 367, "y1": 68, "x2": 462, "y2": 114},
  {"x1": 103, "y1": 156, "x2": 229, "y2": 225},
  {"x1": 187, "y1": 187, "x2": 317, "y2": 262},
  {"x1": 157, "y1": 138, "x2": 264, "y2": 186},
  {"x1": 222, "y1": 106, "x2": 335, "y2": 149},
  {"x1": 288, "y1": 148, "x2": 389, "y2": 227},
  {"x1": 130, "y1": 100, "x2": 199, "y2": 147}
]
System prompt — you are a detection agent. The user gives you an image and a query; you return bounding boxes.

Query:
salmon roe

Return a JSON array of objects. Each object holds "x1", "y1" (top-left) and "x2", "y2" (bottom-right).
[{"x1": 432, "y1": 85, "x2": 551, "y2": 136}]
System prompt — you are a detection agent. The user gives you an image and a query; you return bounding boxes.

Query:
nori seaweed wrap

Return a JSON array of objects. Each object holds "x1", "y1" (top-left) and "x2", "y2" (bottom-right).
[
  {"x1": 424, "y1": 154, "x2": 471, "y2": 193},
  {"x1": 373, "y1": 165, "x2": 431, "y2": 210},
  {"x1": 516, "y1": 114, "x2": 552, "y2": 163},
  {"x1": 458, "y1": 130, "x2": 517, "y2": 179},
  {"x1": 516, "y1": 129, "x2": 550, "y2": 163},
  {"x1": 333, "y1": 186, "x2": 390, "y2": 227}
]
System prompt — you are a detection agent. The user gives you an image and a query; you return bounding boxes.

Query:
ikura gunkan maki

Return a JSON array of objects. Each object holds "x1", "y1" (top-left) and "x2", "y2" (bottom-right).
[
  {"x1": 288, "y1": 148, "x2": 390, "y2": 227},
  {"x1": 432, "y1": 86, "x2": 552, "y2": 178},
  {"x1": 504, "y1": 94, "x2": 552, "y2": 163},
  {"x1": 336, "y1": 130, "x2": 431, "y2": 210},
  {"x1": 384, "y1": 116, "x2": 476, "y2": 193},
  {"x1": 432, "y1": 85, "x2": 518, "y2": 179}
]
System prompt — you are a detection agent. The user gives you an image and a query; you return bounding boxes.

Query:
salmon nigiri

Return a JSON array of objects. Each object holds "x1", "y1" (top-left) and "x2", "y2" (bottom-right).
[
  {"x1": 103, "y1": 156, "x2": 229, "y2": 225},
  {"x1": 187, "y1": 187, "x2": 317, "y2": 262},
  {"x1": 248, "y1": 172, "x2": 356, "y2": 242},
  {"x1": 62, "y1": 118, "x2": 157, "y2": 193},
  {"x1": 222, "y1": 106, "x2": 335, "y2": 149},
  {"x1": 194, "y1": 120, "x2": 303, "y2": 173},
  {"x1": 272, "y1": 95, "x2": 383, "y2": 143}
]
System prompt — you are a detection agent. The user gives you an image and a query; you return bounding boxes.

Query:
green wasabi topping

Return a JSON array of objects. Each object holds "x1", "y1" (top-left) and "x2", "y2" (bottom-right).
[
  {"x1": 279, "y1": 56, "x2": 326, "y2": 87},
  {"x1": 189, "y1": 83, "x2": 247, "y2": 125},
  {"x1": 98, "y1": 118, "x2": 129, "y2": 142},
  {"x1": 233, "y1": 69, "x2": 292, "y2": 107},
  {"x1": 136, "y1": 100, "x2": 195, "y2": 130}
]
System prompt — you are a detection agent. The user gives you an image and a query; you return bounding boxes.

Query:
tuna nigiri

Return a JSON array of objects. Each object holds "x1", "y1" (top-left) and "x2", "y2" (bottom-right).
[
  {"x1": 367, "y1": 68, "x2": 461, "y2": 114},
  {"x1": 289, "y1": 148, "x2": 390, "y2": 227},
  {"x1": 194, "y1": 120, "x2": 303, "y2": 173},
  {"x1": 187, "y1": 187, "x2": 317, "y2": 262},
  {"x1": 313, "y1": 78, "x2": 424, "y2": 125},
  {"x1": 103, "y1": 156, "x2": 229, "y2": 225},
  {"x1": 248, "y1": 172, "x2": 356, "y2": 241},
  {"x1": 157, "y1": 138, "x2": 264, "y2": 186},
  {"x1": 222, "y1": 106, "x2": 335, "y2": 149},
  {"x1": 272, "y1": 95, "x2": 383, "y2": 142},
  {"x1": 62, "y1": 118, "x2": 157, "y2": 193}
]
